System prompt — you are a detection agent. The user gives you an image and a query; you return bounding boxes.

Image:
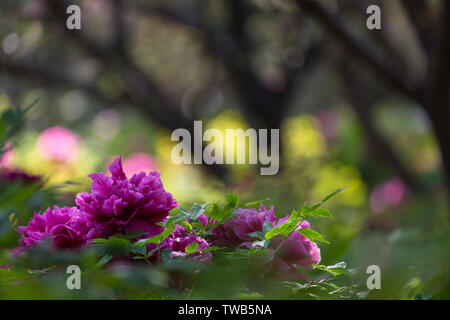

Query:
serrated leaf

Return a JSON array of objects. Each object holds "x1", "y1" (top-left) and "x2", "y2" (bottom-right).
[
  {"x1": 190, "y1": 203, "x2": 208, "y2": 220},
  {"x1": 178, "y1": 207, "x2": 191, "y2": 216}
]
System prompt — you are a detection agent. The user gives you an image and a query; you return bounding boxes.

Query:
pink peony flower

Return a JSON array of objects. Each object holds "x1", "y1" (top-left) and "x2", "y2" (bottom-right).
[
  {"x1": 162, "y1": 226, "x2": 212, "y2": 263},
  {"x1": 12, "y1": 206, "x2": 88, "y2": 255},
  {"x1": 36, "y1": 126, "x2": 81, "y2": 163},
  {"x1": 75, "y1": 156, "x2": 178, "y2": 240},
  {"x1": 273, "y1": 228, "x2": 321, "y2": 269},
  {"x1": 0, "y1": 142, "x2": 13, "y2": 168},
  {"x1": 122, "y1": 153, "x2": 158, "y2": 177}
]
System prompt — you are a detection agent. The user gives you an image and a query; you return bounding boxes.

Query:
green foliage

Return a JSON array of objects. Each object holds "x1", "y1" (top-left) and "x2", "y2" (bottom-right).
[
  {"x1": 0, "y1": 98, "x2": 39, "y2": 155},
  {"x1": 264, "y1": 187, "x2": 344, "y2": 241}
]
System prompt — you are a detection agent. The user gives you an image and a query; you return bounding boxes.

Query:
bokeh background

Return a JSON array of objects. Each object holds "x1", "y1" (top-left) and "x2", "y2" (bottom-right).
[{"x1": 0, "y1": 0, "x2": 448, "y2": 299}]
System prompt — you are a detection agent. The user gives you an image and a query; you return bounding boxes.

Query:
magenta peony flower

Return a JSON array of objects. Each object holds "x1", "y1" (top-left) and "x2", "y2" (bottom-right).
[
  {"x1": 12, "y1": 206, "x2": 88, "y2": 255},
  {"x1": 207, "y1": 204, "x2": 277, "y2": 247},
  {"x1": 75, "y1": 156, "x2": 178, "y2": 240},
  {"x1": 162, "y1": 226, "x2": 212, "y2": 263},
  {"x1": 36, "y1": 126, "x2": 81, "y2": 163},
  {"x1": 272, "y1": 225, "x2": 321, "y2": 269},
  {"x1": 206, "y1": 204, "x2": 321, "y2": 278}
]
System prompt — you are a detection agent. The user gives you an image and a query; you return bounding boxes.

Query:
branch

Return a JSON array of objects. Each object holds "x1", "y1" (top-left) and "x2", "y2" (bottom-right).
[
  {"x1": 400, "y1": 0, "x2": 434, "y2": 56},
  {"x1": 428, "y1": 0, "x2": 450, "y2": 110},
  {"x1": 340, "y1": 61, "x2": 424, "y2": 194},
  {"x1": 295, "y1": 0, "x2": 424, "y2": 105}
]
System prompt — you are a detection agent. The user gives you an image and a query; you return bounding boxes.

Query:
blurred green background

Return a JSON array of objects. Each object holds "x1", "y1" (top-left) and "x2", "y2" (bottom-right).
[{"x1": 0, "y1": 0, "x2": 448, "y2": 299}]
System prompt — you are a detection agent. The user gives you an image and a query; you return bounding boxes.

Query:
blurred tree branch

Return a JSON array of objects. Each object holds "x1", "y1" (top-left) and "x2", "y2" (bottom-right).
[
  {"x1": 296, "y1": 0, "x2": 450, "y2": 195},
  {"x1": 400, "y1": 0, "x2": 434, "y2": 56},
  {"x1": 295, "y1": 0, "x2": 424, "y2": 104},
  {"x1": 340, "y1": 61, "x2": 424, "y2": 194},
  {"x1": 0, "y1": 0, "x2": 448, "y2": 195},
  {"x1": 140, "y1": 0, "x2": 325, "y2": 147}
]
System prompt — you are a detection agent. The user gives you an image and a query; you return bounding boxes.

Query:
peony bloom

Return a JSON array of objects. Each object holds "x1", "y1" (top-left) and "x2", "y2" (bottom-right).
[
  {"x1": 36, "y1": 126, "x2": 81, "y2": 163},
  {"x1": 122, "y1": 153, "x2": 158, "y2": 177},
  {"x1": 206, "y1": 204, "x2": 321, "y2": 279},
  {"x1": 162, "y1": 226, "x2": 212, "y2": 263},
  {"x1": 207, "y1": 204, "x2": 277, "y2": 247},
  {"x1": 12, "y1": 206, "x2": 88, "y2": 255},
  {"x1": 75, "y1": 156, "x2": 178, "y2": 241}
]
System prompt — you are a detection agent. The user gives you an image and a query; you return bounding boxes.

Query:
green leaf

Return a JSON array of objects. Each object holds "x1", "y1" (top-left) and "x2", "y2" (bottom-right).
[
  {"x1": 190, "y1": 203, "x2": 208, "y2": 220},
  {"x1": 124, "y1": 231, "x2": 147, "y2": 239},
  {"x1": 321, "y1": 187, "x2": 348, "y2": 203},
  {"x1": 166, "y1": 215, "x2": 188, "y2": 227},
  {"x1": 221, "y1": 193, "x2": 239, "y2": 218},
  {"x1": 309, "y1": 207, "x2": 332, "y2": 218},
  {"x1": 178, "y1": 207, "x2": 191, "y2": 216},
  {"x1": 252, "y1": 239, "x2": 270, "y2": 249},
  {"x1": 298, "y1": 205, "x2": 320, "y2": 218},
  {"x1": 195, "y1": 246, "x2": 225, "y2": 253},
  {"x1": 297, "y1": 228, "x2": 330, "y2": 244},
  {"x1": 312, "y1": 262, "x2": 355, "y2": 277},
  {"x1": 185, "y1": 242, "x2": 199, "y2": 254},
  {"x1": 208, "y1": 194, "x2": 239, "y2": 222},
  {"x1": 241, "y1": 198, "x2": 269, "y2": 208},
  {"x1": 262, "y1": 221, "x2": 274, "y2": 234},
  {"x1": 96, "y1": 253, "x2": 114, "y2": 268},
  {"x1": 208, "y1": 203, "x2": 224, "y2": 221},
  {"x1": 179, "y1": 221, "x2": 193, "y2": 233},
  {"x1": 129, "y1": 245, "x2": 147, "y2": 256},
  {"x1": 248, "y1": 231, "x2": 264, "y2": 240},
  {"x1": 133, "y1": 234, "x2": 163, "y2": 246}
]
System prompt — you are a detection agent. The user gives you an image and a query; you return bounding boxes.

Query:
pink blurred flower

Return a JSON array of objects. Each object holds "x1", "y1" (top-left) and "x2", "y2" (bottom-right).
[
  {"x1": 0, "y1": 142, "x2": 13, "y2": 168},
  {"x1": 36, "y1": 126, "x2": 81, "y2": 163},
  {"x1": 370, "y1": 177, "x2": 407, "y2": 214},
  {"x1": 316, "y1": 110, "x2": 339, "y2": 141},
  {"x1": 122, "y1": 152, "x2": 158, "y2": 177}
]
